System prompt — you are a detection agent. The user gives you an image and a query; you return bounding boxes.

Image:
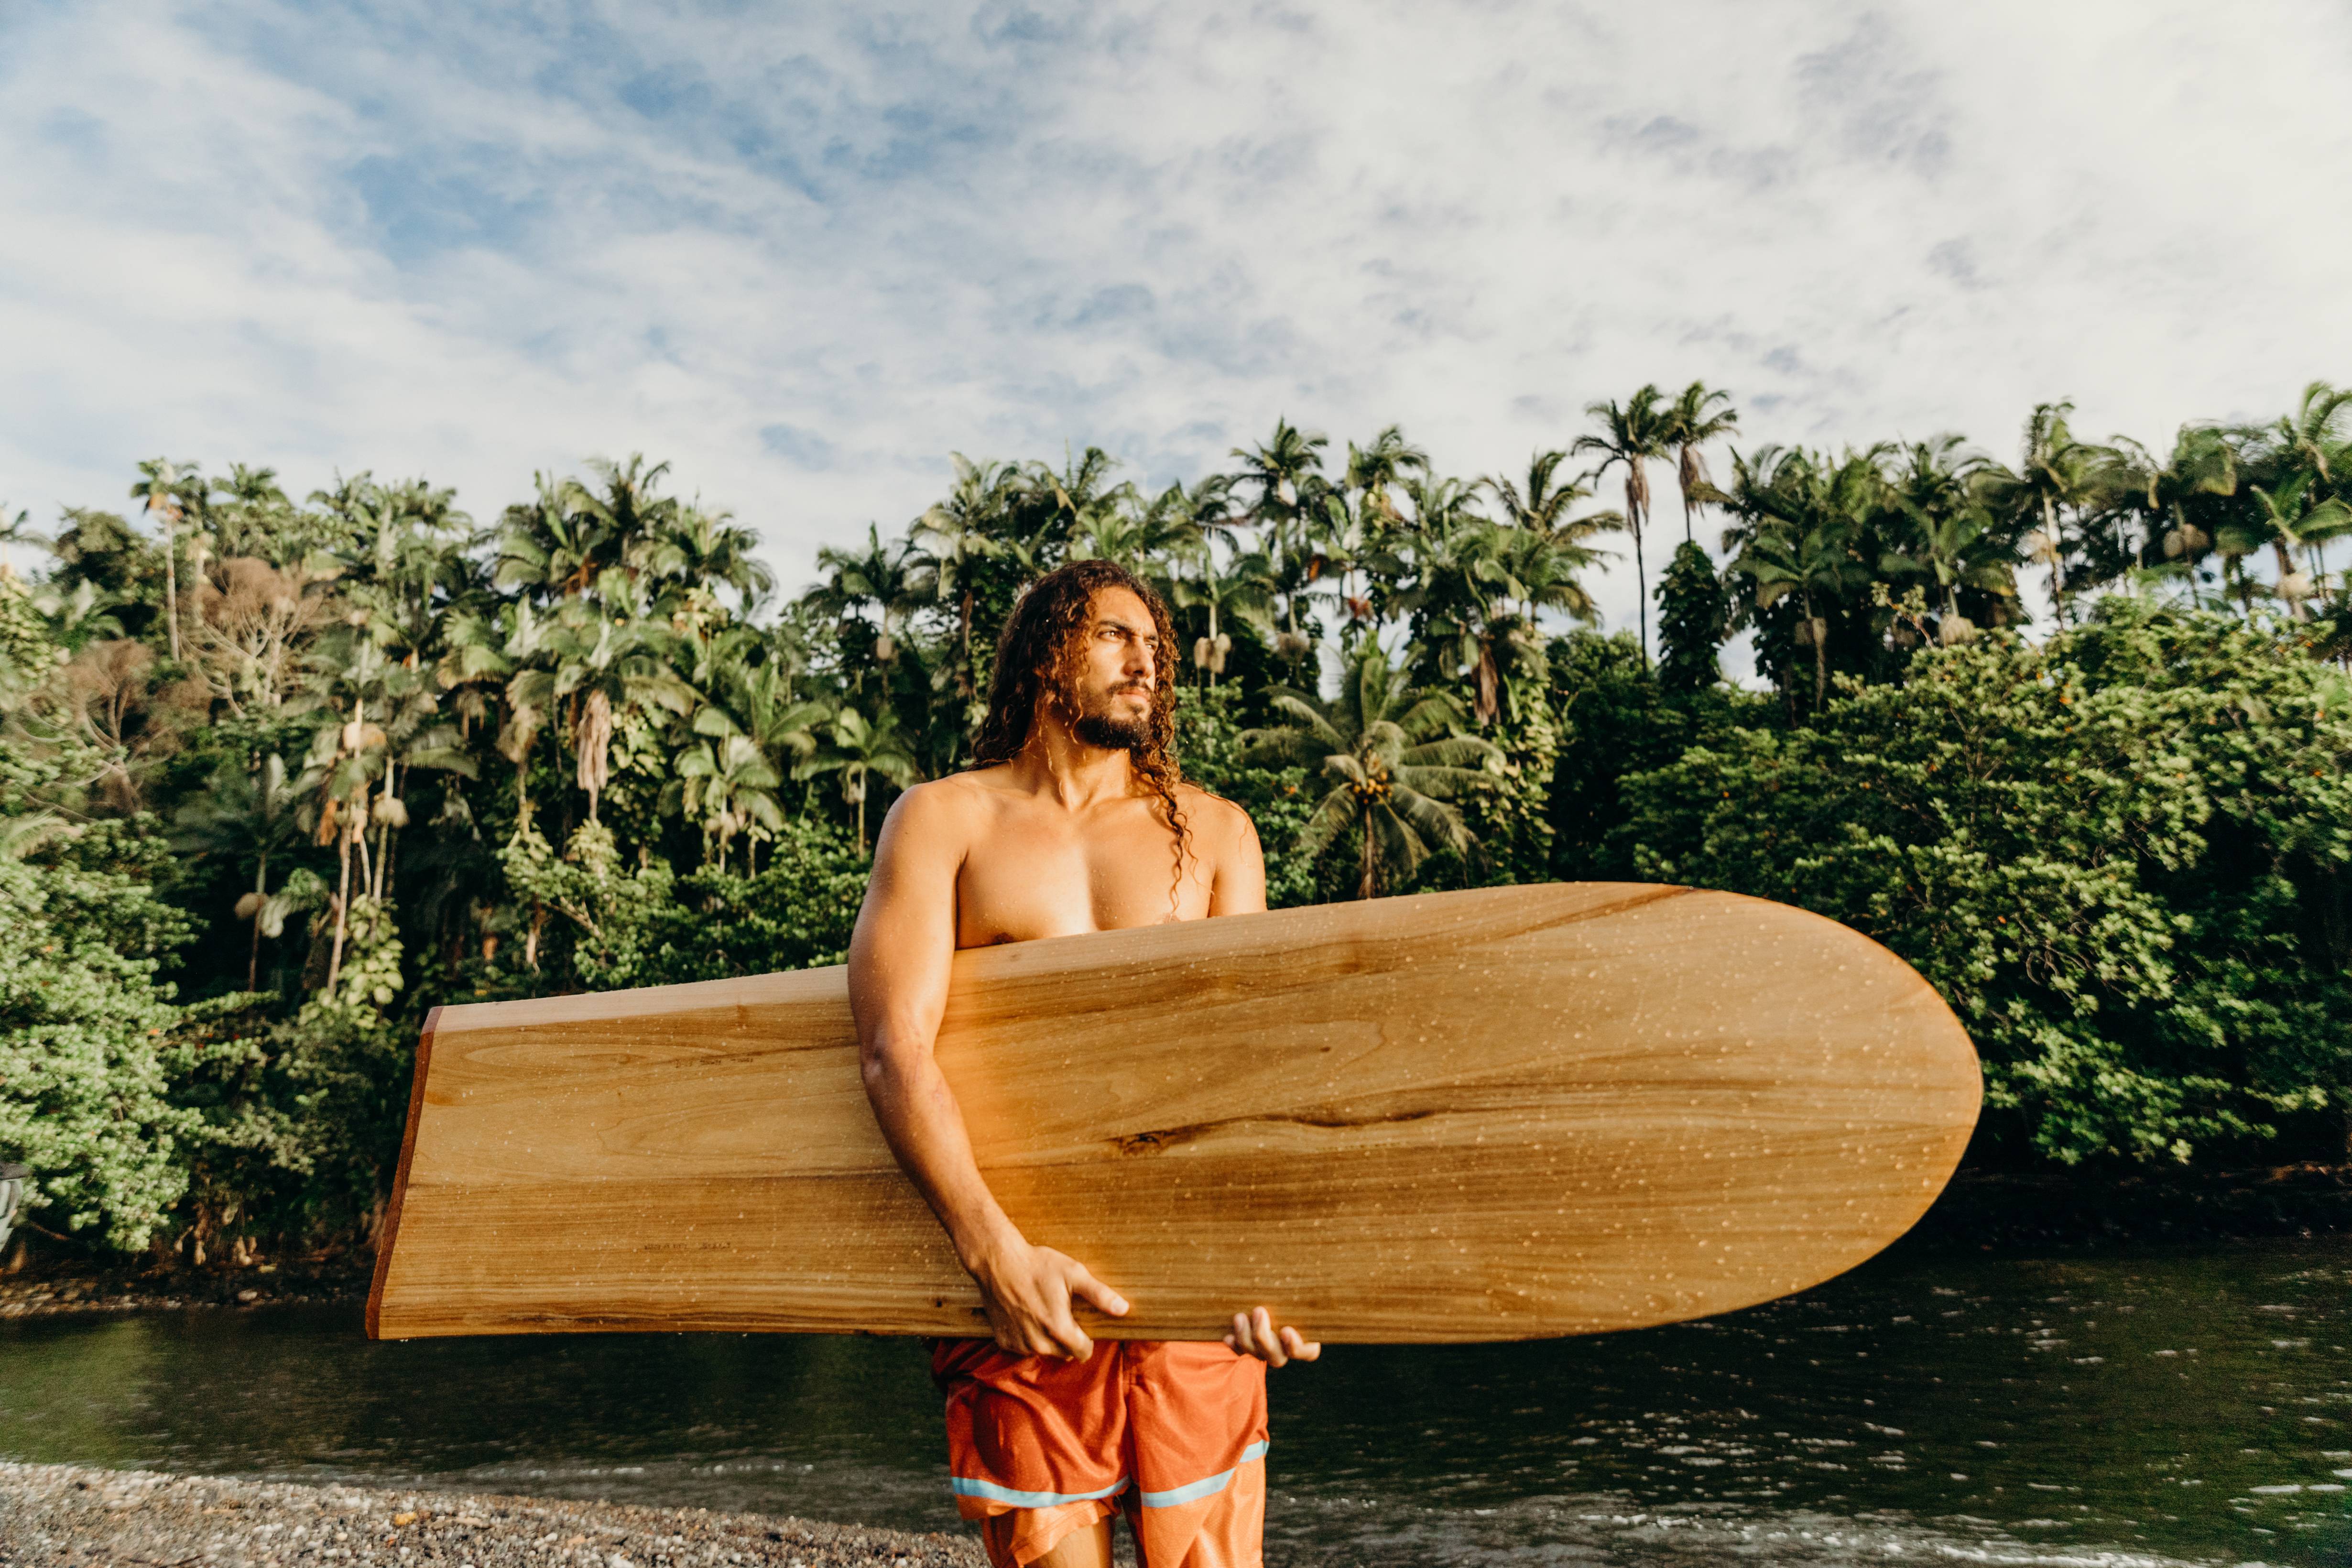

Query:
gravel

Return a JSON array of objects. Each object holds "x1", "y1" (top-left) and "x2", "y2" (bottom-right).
[{"x1": 0, "y1": 1463, "x2": 985, "y2": 1568}]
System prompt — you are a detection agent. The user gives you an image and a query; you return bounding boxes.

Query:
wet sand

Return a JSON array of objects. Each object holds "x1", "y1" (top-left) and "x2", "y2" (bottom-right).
[{"x1": 0, "y1": 1463, "x2": 985, "y2": 1568}]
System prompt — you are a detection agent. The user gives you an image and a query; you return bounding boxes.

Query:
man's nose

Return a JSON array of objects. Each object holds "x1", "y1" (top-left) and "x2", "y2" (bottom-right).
[{"x1": 1126, "y1": 636, "x2": 1154, "y2": 679}]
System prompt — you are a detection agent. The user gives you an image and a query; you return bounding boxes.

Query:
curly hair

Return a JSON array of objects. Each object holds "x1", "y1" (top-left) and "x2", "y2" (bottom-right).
[{"x1": 969, "y1": 559, "x2": 1191, "y2": 901}]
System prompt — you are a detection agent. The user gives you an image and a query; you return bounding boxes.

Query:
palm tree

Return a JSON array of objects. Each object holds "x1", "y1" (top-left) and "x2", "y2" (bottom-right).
[
  {"x1": 672, "y1": 732, "x2": 785, "y2": 873},
  {"x1": 1737, "y1": 509, "x2": 1872, "y2": 710},
  {"x1": 1484, "y1": 450, "x2": 1614, "y2": 621},
  {"x1": 174, "y1": 752, "x2": 302, "y2": 991},
  {"x1": 815, "y1": 523, "x2": 933, "y2": 670},
  {"x1": 2243, "y1": 381, "x2": 2352, "y2": 600},
  {"x1": 2105, "y1": 427, "x2": 2238, "y2": 608},
  {"x1": 1241, "y1": 644, "x2": 1501, "y2": 898},
  {"x1": 800, "y1": 705, "x2": 918, "y2": 855},
  {"x1": 914, "y1": 454, "x2": 1018, "y2": 706},
  {"x1": 1344, "y1": 425, "x2": 1428, "y2": 525},
  {"x1": 1572, "y1": 386, "x2": 1674, "y2": 662},
  {"x1": 507, "y1": 589, "x2": 697, "y2": 827},
  {"x1": 1878, "y1": 436, "x2": 2017, "y2": 642},
  {"x1": 1998, "y1": 402, "x2": 2104, "y2": 625},
  {"x1": 640, "y1": 503, "x2": 776, "y2": 622},
  {"x1": 130, "y1": 457, "x2": 201, "y2": 661},
  {"x1": 694, "y1": 659, "x2": 830, "y2": 795},
  {"x1": 1170, "y1": 546, "x2": 1276, "y2": 684},
  {"x1": 1661, "y1": 382, "x2": 1740, "y2": 542},
  {"x1": 2247, "y1": 476, "x2": 2352, "y2": 612},
  {"x1": 1230, "y1": 419, "x2": 1329, "y2": 656}
]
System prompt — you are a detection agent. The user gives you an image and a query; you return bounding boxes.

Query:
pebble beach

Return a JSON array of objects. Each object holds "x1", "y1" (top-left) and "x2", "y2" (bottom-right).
[{"x1": 0, "y1": 1464, "x2": 985, "y2": 1568}]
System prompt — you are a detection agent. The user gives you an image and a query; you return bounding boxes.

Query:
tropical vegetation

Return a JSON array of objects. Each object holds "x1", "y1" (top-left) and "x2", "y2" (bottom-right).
[{"x1": 4, "y1": 379, "x2": 2351, "y2": 1267}]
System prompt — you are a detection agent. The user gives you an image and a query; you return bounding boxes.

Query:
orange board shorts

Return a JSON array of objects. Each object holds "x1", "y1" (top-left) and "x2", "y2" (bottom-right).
[{"x1": 933, "y1": 1337, "x2": 1270, "y2": 1568}]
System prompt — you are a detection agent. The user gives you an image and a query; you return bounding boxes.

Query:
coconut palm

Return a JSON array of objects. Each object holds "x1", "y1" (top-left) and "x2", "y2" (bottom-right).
[
  {"x1": 1737, "y1": 509, "x2": 1873, "y2": 710},
  {"x1": 129, "y1": 457, "x2": 201, "y2": 660},
  {"x1": 695, "y1": 658, "x2": 830, "y2": 791},
  {"x1": 914, "y1": 454, "x2": 1019, "y2": 705},
  {"x1": 2242, "y1": 381, "x2": 2352, "y2": 598},
  {"x1": 1995, "y1": 402, "x2": 2106, "y2": 625},
  {"x1": 1170, "y1": 546, "x2": 1276, "y2": 684},
  {"x1": 1484, "y1": 450, "x2": 1613, "y2": 620},
  {"x1": 1661, "y1": 381, "x2": 1740, "y2": 542},
  {"x1": 639, "y1": 502, "x2": 775, "y2": 622},
  {"x1": 672, "y1": 732, "x2": 785, "y2": 873},
  {"x1": 1344, "y1": 425, "x2": 1429, "y2": 525},
  {"x1": 1572, "y1": 386, "x2": 1675, "y2": 661},
  {"x1": 1877, "y1": 437, "x2": 2017, "y2": 642},
  {"x1": 174, "y1": 751, "x2": 302, "y2": 991},
  {"x1": 800, "y1": 705, "x2": 918, "y2": 856},
  {"x1": 506, "y1": 584, "x2": 697, "y2": 826},
  {"x1": 1230, "y1": 419, "x2": 1330, "y2": 655},
  {"x1": 1241, "y1": 644, "x2": 1502, "y2": 899},
  {"x1": 815, "y1": 523, "x2": 933, "y2": 672},
  {"x1": 2105, "y1": 427, "x2": 2239, "y2": 608}
]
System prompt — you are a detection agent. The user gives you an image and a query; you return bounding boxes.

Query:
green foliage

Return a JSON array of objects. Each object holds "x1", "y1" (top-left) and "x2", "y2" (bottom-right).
[
  {"x1": 1622, "y1": 601, "x2": 2352, "y2": 1164},
  {"x1": 1655, "y1": 540, "x2": 1731, "y2": 692},
  {"x1": 0, "y1": 820, "x2": 204, "y2": 1249},
  {"x1": 9, "y1": 381, "x2": 2352, "y2": 1263}
]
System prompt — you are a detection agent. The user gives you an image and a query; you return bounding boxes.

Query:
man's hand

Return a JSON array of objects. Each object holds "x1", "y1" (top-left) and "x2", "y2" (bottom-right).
[
  {"x1": 1224, "y1": 1306, "x2": 1320, "y2": 1367},
  {"x1": 971, "y1": 1239, "x2": 1131, "y2": 1359}
]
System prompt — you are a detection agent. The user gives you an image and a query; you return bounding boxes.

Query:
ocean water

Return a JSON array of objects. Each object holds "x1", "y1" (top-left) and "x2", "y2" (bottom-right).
[{"x1": 3, "y1": 1236, "x2": 2347, "y2": 1565}]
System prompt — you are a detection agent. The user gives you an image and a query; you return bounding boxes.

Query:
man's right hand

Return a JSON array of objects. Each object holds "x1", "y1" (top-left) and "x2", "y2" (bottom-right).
[{"x1": 969, "y1": 1238, "x2": 1131, "y2": 1359}]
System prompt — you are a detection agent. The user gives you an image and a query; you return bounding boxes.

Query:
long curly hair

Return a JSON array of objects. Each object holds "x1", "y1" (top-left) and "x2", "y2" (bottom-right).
[{"x1": 969, "y1": 559, "x2": 1191, "y2": 897}]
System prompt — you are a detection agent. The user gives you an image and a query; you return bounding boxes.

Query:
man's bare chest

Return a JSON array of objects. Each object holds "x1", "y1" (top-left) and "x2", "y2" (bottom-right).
[{"x1": 954, "y1": 806, "x2": 1210, "y2": 946}]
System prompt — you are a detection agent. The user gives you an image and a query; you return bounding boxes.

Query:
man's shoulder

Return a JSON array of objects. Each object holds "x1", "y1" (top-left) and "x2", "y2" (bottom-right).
[
  {"x1": 880, "y1": 772, "x2": 999, "y2": 843},
  {"x1": 1175, "y1": 782, "x2": 1256, "y2": 840}
]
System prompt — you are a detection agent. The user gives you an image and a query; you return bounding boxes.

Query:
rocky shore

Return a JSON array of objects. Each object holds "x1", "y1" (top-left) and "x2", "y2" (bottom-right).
[{"x1": 0, "y1": 1464, "x2": 985, "y2": 1568}]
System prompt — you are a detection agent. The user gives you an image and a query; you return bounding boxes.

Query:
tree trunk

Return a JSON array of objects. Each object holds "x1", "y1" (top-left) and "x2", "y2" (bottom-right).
[
  {"x1": 959, "y1": 588, "x2": 975, "y2": 700},
  {"x1": 1358, "y1": 809, "x2": 1377, "y2": 900},
  {"x1": 1626, "y1": 477, "x2": 1649, "y2": 664},
  {"x1": 248, "y1": 852, "x2": 267, "y2": 992},
  {"x1": 2044, "y1": 496, "x2": 2071, "y2": 628},
  {"x1": 327, "y1": 828, "x2": 354, "y2": 996},
  {"x1": 162, "y1": 510, "x2": 181, "y2": 662},
  {"x1": 1808, "y1": 594, "x2": 1828, "y2": 712},
  {"x1": 2275, "y1": 539, "x2": 2304, "y2": 617},
  {"x1": 354, "y1": 802, "x2": 374, "y2": 903}
]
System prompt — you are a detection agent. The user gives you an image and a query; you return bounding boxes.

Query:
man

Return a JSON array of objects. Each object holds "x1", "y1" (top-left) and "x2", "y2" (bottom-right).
[{"x1": 849, "y1": 559, "x2": 1318, "y2": 1568}]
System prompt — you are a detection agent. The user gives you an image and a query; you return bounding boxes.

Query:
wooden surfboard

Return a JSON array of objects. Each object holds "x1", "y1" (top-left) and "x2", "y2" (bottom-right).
[{"x1": 368, "y1": 883, "x2": 1980, "y2": 1344}]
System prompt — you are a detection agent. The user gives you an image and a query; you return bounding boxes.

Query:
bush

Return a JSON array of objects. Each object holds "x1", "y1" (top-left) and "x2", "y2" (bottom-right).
[{"x1": 1622, "y1": 601, "x2": 2352, "y2": 1165}]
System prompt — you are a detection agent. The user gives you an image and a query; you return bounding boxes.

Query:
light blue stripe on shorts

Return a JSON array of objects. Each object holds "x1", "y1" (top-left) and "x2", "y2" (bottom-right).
[
  {"x1": 948, "y1": 1474, "x2": 1132, "y2": 1509},
  {"x1": 1136, "y1": 1439, "x2": 1271, "y2": 1509}
]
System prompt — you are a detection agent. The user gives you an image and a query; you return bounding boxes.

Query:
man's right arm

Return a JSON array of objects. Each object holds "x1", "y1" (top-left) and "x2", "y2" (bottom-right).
[{"x1": 847, "y1": 783, "x2": 1129, "y2": 1358}]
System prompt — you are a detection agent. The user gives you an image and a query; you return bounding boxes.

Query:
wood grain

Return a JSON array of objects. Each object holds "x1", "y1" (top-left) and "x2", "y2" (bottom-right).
[{"x1": 369, "y1": 882, "x2": 1980, "y2": 1343}]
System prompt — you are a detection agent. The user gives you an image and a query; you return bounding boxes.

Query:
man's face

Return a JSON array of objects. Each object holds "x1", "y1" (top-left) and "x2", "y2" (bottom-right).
[{"x1": 1067, "y1": 586, "x2": 1159, "y2": 750}]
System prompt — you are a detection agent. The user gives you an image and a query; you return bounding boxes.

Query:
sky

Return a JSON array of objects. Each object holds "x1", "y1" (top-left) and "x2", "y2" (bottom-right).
[{"x1": 3, "y1": 0, "x2": 2348, "y2": 639}]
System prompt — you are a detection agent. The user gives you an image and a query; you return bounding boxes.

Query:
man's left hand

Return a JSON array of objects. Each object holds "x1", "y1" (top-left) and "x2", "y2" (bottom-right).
[{"x1": 1224, "y1": 1305, "x2": 1320, "y2": 1367}]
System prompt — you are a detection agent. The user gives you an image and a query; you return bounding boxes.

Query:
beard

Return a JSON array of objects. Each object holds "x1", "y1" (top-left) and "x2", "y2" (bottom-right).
[{"x1": 1071, "y1": 684, "x2": 1154, "y2": 749}]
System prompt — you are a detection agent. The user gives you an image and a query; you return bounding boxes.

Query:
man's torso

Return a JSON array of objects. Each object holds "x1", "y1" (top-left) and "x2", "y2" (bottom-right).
[{"x1": 933, "y1": 767, "x2": 1235, "y2": 948}]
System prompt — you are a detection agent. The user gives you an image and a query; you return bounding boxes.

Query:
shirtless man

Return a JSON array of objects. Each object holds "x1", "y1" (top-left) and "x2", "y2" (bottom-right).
[{"x1": 849, "y1": 560, "x2": 1318, "y2": 1568}]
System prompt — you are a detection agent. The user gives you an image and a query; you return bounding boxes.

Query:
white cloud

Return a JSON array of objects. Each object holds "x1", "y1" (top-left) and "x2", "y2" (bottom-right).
[{"x1": 2, "y1": 0, "x2": 2348, "y2": 644}]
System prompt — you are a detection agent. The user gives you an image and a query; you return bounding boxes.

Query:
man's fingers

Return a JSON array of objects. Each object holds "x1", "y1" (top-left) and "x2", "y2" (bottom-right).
[
  {"x1": 1250, "y1": 1307, "x2": 1288, "y2": 1367},
  {"x1": 1224, "y1": 1308, "x2": 1320, "y2": 1367},
  {"x1": 1067, "y1": 1265, "x2": 1130, "y2": 1319}
]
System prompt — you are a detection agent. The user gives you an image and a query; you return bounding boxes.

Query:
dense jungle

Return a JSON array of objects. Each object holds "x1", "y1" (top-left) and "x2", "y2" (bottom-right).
[{"x1": 5, "y1": 380, "x2": 2351, "y2": 1273}]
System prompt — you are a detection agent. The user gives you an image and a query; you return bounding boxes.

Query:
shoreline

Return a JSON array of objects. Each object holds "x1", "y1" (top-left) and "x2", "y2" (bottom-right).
[
  {"x1": 0, "y1": 1462, "x2": 984, "y2": 1568},
  {"x1": 8, "y1": 1162, "x2": 2352, "y2": 1324}
]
